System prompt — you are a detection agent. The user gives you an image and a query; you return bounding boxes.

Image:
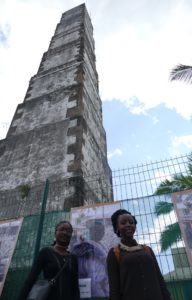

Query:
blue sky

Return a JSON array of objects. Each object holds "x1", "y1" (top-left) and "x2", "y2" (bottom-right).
[
  {"x1": 103, "y1": 100, "x2": 192, "y2": 169},
  {"x1": 0, "y1": 0, "x2": 192, "y2": 170}
]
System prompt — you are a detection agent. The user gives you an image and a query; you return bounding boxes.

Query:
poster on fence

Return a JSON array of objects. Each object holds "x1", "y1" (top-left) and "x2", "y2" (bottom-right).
[
  {"x1": 172, "y1": 189, "x2": 192, "y2": 266},
  {"x1": 0, "y1": 218, "x2": 23, "y2": 296},
  {"x1": 70, "y1": 201, "x2": 120, "y2": 298}
]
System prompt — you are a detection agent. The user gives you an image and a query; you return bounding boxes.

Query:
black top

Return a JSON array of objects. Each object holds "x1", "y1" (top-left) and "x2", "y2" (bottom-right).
[
  {"x1": 107, "y1": 245, "x2": 171, "y2": 300},
  {"x1": 17, "y1": 247, "x2": 80, "y2": 300}
]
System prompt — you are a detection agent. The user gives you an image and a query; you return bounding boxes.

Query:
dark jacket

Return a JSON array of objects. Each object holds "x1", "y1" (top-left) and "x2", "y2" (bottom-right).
[
  {"x1": 107, "y1": 245, "x2": 171, "y2": 300},
  {"x1": 17, "y1": 247, "x2": 80, "y2": 300}
]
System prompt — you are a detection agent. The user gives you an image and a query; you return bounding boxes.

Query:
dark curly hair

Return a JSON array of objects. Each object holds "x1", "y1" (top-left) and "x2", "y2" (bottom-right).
[
  {"x1": 55, "y1": 220, "x2": 73, "y2": 233},
  {"x1": 111, "y1": 209, "x2": 137, "y2": 237}
]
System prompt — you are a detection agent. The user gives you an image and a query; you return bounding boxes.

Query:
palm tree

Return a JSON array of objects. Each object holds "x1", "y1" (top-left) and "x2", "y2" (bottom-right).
[
  {"x1": 170, "y1": 64, "x2": 192, "y2": 84},
  {"x1": 154, "y1": 153, "x2": 192, "y2": 251}
]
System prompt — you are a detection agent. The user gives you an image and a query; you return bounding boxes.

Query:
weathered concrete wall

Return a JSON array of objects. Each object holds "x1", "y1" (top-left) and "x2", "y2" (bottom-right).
[
  {"x1": 39, "y1": 46, "x2": 79, "y2": 71},
  {"x1": 49, "y1": 30, "x2": 80, "y2": 50},
  {"x1": 0, "y1": 120, "x2": 75, "y2": 190},
  {"x1": 24, "y1": 65, "x2": 78, "y2": 101},
  {"x1": 8, "y1": 87, "x2": 77, "y2": 135}
]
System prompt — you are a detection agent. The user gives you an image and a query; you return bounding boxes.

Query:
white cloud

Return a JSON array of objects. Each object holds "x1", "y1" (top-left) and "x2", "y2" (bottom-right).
[
  {"x1": 169, "y1": 134, "x2": 192, "y2": 156},
  {"x1": 96, "y1": 1, "x2": 192, "y2": 120},
  {"x1": 152, "y1": 116, "x2": 159, "y2": 124},
  {"x1": 125, "y1": 97, "x2": 147, "y2": 115},
  {"x1": 108, "y1": 148, "x2": 123, "y2": 159},
  {"x1": 172, "y1": 135, "x2": 192, "y2": 148},
  {"x1": 122, "y1": 97, "x2": 160, "y2": 124}
]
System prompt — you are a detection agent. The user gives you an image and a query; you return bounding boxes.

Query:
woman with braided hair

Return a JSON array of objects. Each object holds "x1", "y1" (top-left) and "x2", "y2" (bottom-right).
[{"x1": 107, "y1": 209, "x2": 171, "y2": 300}]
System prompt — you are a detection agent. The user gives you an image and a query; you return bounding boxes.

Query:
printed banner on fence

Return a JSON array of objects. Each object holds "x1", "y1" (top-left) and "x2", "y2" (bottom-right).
[
  {"x1": 0, "y1": 218, "x2": 23, "y2": 296},
  {"x1": 172, "y1": 190, "x2": 192, "y2": 266},
  {"x1": 70, "y1": 202, "x2": 120, "y2": 298}
]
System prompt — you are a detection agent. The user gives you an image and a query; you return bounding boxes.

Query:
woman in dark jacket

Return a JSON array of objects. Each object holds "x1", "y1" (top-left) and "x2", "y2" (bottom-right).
[
  {"x1": 17, "y1": 220, "x2": 80, "y2": 300},
  {"x1": 107, "y1": 209, "x2": 172, "y2": 300}
]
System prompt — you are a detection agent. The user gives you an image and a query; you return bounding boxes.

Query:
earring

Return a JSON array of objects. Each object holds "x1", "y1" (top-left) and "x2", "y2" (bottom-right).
[{"x1": 52, "y1": 238, "x2": 56, "y2": 246}]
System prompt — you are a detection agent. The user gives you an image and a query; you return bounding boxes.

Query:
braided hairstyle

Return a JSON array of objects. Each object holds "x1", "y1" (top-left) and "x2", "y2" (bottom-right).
[{"x1": 111, "y1": 209, "x2": 137, "y2": 237}]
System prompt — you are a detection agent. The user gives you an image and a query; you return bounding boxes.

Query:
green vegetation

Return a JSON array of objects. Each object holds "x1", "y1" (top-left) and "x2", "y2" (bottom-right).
[
  {"x1": 19, "y1": 184, "x2": 31, "y2": 199},
  {"x1": 154, "y1": 153, "x2": 192, "y2": 251}
]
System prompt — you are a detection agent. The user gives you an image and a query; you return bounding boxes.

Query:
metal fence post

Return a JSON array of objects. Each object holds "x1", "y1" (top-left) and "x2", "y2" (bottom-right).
[{"x1": 33, "y1": 179, "x2": 49, "y2": 261}]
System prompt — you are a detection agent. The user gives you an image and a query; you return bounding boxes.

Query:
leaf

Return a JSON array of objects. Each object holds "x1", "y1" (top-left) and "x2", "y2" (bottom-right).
[
  {"x1": 154, "y1": 201, "x2": 174, "y2": 216},
  {"x1": 154, "y1": 174, "x2": 192, "y2": 195},
  {"x1": 170, "y1": 64, "x2": 192, "y2": 84},
  {"x1": 160, "y1": 223, "x2": 182, "y2": 252},
  {"x1": 154, "y1": 179, "x2": 180, "y2": 195}
]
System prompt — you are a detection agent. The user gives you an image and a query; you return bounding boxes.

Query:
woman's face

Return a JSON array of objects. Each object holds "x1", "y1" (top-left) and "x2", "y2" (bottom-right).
[
  {"x1": 117, "y1": 214, "x2": 136, "y2": 239},
  {"x1": 55, "y1": 222, "x2": 73, "y2": 246}
]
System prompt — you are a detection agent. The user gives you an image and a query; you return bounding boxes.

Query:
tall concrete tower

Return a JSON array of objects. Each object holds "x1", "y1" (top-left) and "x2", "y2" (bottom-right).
[{"x1": 0, "y1": 4, "x2": 113, "y2": 217}]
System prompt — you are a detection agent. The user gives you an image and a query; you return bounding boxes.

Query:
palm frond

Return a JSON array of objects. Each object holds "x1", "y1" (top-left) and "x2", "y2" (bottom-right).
[
  {"x1": 170, "y1": 64, "x2": 192, "y2": 84},
  {"x1": 154, "y1": 179, "x2": 180, "y2": 195},
  {"x1": 154, "y1": 201, "x2": 174, "y2": 216},
  {"x1": 187, "y1": 152, "x2": 192, "y2": 174},
  {"x1": 160, "y1": 223, "x2": 182, "y2": 252},
  {"x1": 154, "y1": 174, "x2": 192, "y2": 195},
  {"x1": 188, "y1": 164, "x2": 192, "y2": 175},
  {"x1": 172, "y1": 174, "x2": 192, "y2": 190}
]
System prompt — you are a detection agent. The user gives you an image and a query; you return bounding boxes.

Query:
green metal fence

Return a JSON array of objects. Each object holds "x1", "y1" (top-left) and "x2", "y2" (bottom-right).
[
  {"x1": 1, "y1": 153, "x2": 192, "y2": 300},
  {"x1": 1, "y1": 211, "x2": 70, "y2": 300}
]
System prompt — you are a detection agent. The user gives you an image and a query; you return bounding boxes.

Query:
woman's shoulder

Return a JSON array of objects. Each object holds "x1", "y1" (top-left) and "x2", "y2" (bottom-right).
[
  {"x1": 108, "y1": 246, "x2": 118, "y2": 252},
  {"x1": 39, "y1": 246, "x2": 52, "y2": 252},
  {"x1": 32, "y1": 247, "x2": 53, "y2": 264},
  {"x1": 107, "y1": 246, "x2": 119, "y2": 258},
  {"x1": 38, "y1": 246, "x2": 54, "y2": 256},
  {"x1": 142, "y1": 245, "x2": 153, "y2": 254}
]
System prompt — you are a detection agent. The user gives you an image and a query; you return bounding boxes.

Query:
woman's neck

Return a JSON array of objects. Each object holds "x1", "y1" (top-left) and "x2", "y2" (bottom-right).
[
  {"x1": 120, "y1": 237, "x2": 137, "y2": 246},
  {"x1": 53, "y1": 243, "x2": 68, "y2": 255}
]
